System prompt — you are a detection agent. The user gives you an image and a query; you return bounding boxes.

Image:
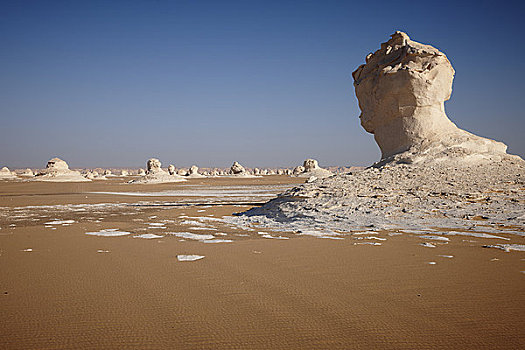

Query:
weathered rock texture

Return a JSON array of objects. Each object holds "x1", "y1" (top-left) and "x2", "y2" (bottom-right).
[
  {"x1": 131, "y1": 158, "x2": 186, "y2": 184},
  {"x1": 35, "y1": 158, "x2": 90, "y2": 182},
  {"x1": 230, "y1": 162, "x2": 246, "y2": 175},
  {"x1": 232, "y1": 32, "x2": 525, "y2": 237},
  {"x1": 187, "y1": 165, "x2": 205, "y2": 178},
  {"x1": 353, "y1": 31, "x2": 511, "y2": 165},
  {"x1": 295, "y1": 159, "x2": 333, "y2": 179}
]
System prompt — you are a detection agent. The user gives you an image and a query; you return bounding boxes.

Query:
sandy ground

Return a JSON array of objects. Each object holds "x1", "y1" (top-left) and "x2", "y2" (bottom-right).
[{"x1": 0, "y1": 176, "x2": 524, "y2": 349}]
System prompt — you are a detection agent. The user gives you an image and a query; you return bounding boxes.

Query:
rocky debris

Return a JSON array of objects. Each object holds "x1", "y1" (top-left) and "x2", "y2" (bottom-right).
[
  {"x1": 237, "y1": 160, "x2": 525, "y2": 234},
  {"x1": 0, "y1": 167, "x2": 17, "y2": 180},
  {"x1": 130, "y1": 158, "x2": 186, "y2": 184},
  {"x1": 353, "y1": 31, "x2": 513, "y2": 165},
  {"x1": 187, "y1": 165, "x2": 205, "y2": 178},
  {"x1": 34, "y1": 158, "x2": 90, "y2": 182},
  {"x1": 233, "y1": 32, "x2": 525, "y2": 237},
  {"x1": 168, "y1": 164, "x2": 176, "y2": 175}
]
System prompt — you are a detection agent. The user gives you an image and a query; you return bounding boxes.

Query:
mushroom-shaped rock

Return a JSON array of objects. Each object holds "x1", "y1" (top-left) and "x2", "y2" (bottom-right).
[
  {"x1": 353, "y1": 31, "x2": 512, "y2": 165},
  {"x1": 35, "y1": 158, "x2": 90, "y2": 182},
  {"x1": 167, "y1": 164, "x2": 176, "y2": 175}
]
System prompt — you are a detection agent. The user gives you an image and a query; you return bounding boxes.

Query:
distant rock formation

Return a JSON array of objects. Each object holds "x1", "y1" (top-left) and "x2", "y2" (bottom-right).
[
  {"x1": 292, "y1": 166, "x2": 305, "y2": 176},
  {"x1": 187, "y1": 165, "x2": 205, "y2": 178},
  {"x1": 167, "y1": 164, "x2": 176, "y2": 175},
  {"x1": 353, "y1": 31, "x2": 513, "y2": 165},
  {"x1": 0, "y1": 167, "x2": 17, "y2": 180},
  {"x1": 130, "y1": 158, "x2": 186, "y2": 184},
  {"x1": 230, "y1": 161, "x2": 246, "y2": 175},
  {"x1": 138, "y1": 168, "x2": 146, "y2": 176},
  {"x1": 293, "y1": 159, "x2": 333, "y2": 179},
  {"x1": 34, "y1": 158, "x2": 90, "y2": 182},
  {"x1": 20, "y1": 168, "x2": 34, "y2": 177},
  {"x1": 120, "y1": 170, "x2": 129, "y2": 176}
]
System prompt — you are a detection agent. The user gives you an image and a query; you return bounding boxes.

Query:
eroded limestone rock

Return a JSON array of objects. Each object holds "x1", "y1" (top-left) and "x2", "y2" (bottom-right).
[
  {"x1": 35, "y1": 158, "x2": 90, "y2": 182},
  {"x1": 187, "y1": 165, "x2": 205, "y2": 178},
  {"x1": 131, "y1": 158, "x2": 186, "y2": 184},
  {"x1": 0, "y1": 167, "x2": 17, "y2": 180},
  {"x1": 353, "y1": 31, "x2": 511, "y2": 165},
  {"x1": 230, "y1": 162, "x2": 246, "y2": 175}
]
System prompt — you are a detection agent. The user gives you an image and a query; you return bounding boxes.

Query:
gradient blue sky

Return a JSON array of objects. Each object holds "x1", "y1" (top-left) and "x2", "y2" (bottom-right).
[{"x1": 1, "y1": 0, "x2": 524, "y2": 168}]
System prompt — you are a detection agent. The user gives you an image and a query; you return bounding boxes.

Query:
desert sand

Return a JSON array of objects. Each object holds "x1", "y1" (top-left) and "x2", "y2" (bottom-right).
[{"x1": 0, "y1": 175, "x2": 524, "y2": 349}]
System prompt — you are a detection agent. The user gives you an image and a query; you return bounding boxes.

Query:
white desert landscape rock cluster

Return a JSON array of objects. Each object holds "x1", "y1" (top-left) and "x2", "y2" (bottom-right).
[
  {"x1": 235, "y1": 32, "x2": 525, "y2": 236},
  {"x1": 130, "y1": 158, "x2": 186, "y2": 184},
  {"x1": 34, "y1": 158, "x2": 90, "y2": 182}
]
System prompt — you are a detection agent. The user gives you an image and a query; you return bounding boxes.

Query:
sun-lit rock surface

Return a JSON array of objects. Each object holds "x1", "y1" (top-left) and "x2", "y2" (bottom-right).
[
  {"x1": 294, "y1": 159, "x2": 333, "y2": 178},
  {"x1": 187, "y1": 165, "x2": 205, "y2": 178},
  {"x1": 353, "y1": 31, "x2": 513, "y2": 165},
  {"x1": 0, "y1": 167, "x2": 17, "y2": 180},
  {"x1": 130, "y1": 158, "x2": 186, "y2": 184},
  {"x1": 234, "y1": 32, "x2": 525, "y2": 236},
  {"x1": 34, "y1": 158, "x2": 90, "y2": 182}
]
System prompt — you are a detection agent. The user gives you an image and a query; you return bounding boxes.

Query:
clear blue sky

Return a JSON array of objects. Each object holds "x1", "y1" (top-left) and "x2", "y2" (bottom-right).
[{"x1": 1, "y1": 0, "x2": 524, "y2": 168}]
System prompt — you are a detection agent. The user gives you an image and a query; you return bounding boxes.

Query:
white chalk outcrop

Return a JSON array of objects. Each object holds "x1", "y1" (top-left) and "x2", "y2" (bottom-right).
[
  {"x1": 20, "y1": 168, "x2": 34, "y2": 177},
  {"x1": 352, "y1": 31, "x2": 513, "y2": 165},
  {"x1": 231, "y1": 32, "x2": 525, "y2": 238},
  {"x1": 0, "y1": 167, "x2": 17, "y2": 180},
  {"x1": 130, "y1": 158, "x2": 186, "y2": 184},
  {"x1": 34, "y1": 158, "x2": 90, "y2": 182},
  {"x1": 187, "y1": 165, "x2": 205, "y2": 178},
  {"x1": 168, "y1": 164, "x2": 176, "y2": 175},
  {"x1": 230, "y1": 161, "x2": 246, "y2": 175},
  {"x1": 293, "y1": 159, "x2": 333, "y2": 179}
]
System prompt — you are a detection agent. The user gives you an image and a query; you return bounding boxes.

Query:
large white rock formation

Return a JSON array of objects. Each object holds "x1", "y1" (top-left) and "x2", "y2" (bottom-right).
[
  {"x1": 353, "y1": 31, "x2": 512, "y2": 165},
  {"x1": 230, "y1": 32, "x2": 525, "y2": 238},
  {"x1": 130, "y1": 158, "x2": 186, "y2": 184},
  {"x1": 167, "y1": 164, "x2": 176, "y2": 175},
  {"x1": 35, "y1": 158, "x2": 90, "y2": 182}
]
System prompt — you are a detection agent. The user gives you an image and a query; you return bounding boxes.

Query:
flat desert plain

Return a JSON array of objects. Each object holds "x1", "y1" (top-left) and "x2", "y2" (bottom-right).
[{"x1": 0, "y1": 176, "x2": 524, "y2": 349}]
